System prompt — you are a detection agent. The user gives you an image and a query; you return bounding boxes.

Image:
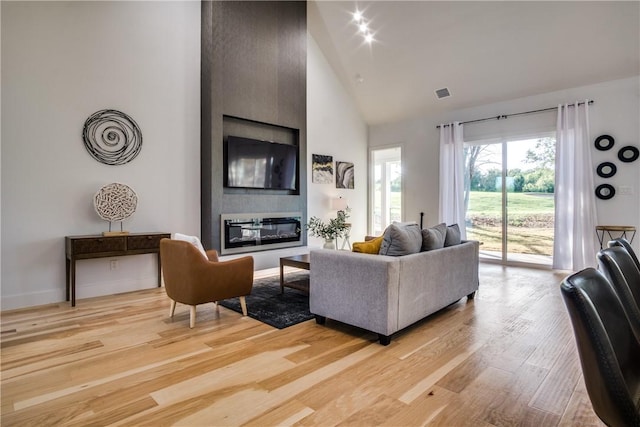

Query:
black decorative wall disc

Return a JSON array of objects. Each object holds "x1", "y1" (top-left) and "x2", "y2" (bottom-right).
[
  {"x1": 595, "y1": 184, "x2": 615, "y2": 200},
  {"x1": 594, "y1": 134, "x2": 615, "y2": 151},
  {"x1": 618, "y1": 145, "x2": 639, "y2": 163},
  {"x1": 596, "y1": 162, "x2": 617, "y2": 178},
  {"x1": 82, "y1": 109, "x2": 142, "y2": 165}
]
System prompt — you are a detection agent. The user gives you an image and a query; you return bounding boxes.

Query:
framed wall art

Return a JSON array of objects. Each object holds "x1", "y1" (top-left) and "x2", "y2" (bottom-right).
[
  {"x1": 312, "y1": 154, "x2": 333, "y2": 184},
  {"x1": 336, "y1": 161, "x2": 354, "y2": 189}
]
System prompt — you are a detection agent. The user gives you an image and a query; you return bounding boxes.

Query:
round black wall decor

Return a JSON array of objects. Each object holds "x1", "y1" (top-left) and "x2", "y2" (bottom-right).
[
  {"x1": 594, "y1": 134, "x2": 615, "y2": 151},
  {"x1": 82, "y1": 109, "x2": 142, "y2": 165},
  {"x1": 617, "y1": 145, "x2": 639, "y2": 163},
  {"x1": 595, "y1": 184, "x2": 615, "y2": 200},
  {"x1": 596, "y1": 162, "x2": 617, "y2": 178}
]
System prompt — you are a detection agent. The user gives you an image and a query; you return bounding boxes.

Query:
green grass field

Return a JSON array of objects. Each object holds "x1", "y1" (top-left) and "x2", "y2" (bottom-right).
[
  {"x1": 380, "y1": 190, "x2": 555, "y2": 257},
  {"x1": 466, "y1": 191, "x2": 555, "y2": 256},
  {"x1": 467, "y1": 191, "x2": 554, "y2": 215}
]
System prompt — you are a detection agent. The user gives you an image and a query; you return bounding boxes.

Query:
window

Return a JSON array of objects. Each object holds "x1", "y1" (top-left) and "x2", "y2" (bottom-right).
[
  {"x1": 465, "y1": 135, "x2": 555, "y2": 266},
  {"x1": 370, "y1": 146, "x2": 402, "y2": 236}
]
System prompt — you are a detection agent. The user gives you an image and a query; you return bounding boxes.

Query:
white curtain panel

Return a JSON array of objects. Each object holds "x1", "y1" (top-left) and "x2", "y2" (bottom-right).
[
  {"x1": 553, "y1": 101, "x2": 598, "y2": 271},
  {"x1": 439, "y1": 122, "x2": 467, "y2": 239}
]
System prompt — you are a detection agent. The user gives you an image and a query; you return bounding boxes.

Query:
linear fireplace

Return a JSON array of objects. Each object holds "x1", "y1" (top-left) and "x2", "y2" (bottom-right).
[{"x1": 220, "y1": 212, "x2": 303, "y2": 255}]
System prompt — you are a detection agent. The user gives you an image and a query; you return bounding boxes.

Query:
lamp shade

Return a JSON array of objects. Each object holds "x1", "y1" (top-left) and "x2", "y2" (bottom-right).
[{"x1": 330, "y1": 197, "x2": 348, "y2": 210}]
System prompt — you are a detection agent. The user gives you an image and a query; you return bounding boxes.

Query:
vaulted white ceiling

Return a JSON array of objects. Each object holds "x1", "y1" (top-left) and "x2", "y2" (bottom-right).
[{"x1": 308, "y1": 1, "x2": 640, "y2": 125}]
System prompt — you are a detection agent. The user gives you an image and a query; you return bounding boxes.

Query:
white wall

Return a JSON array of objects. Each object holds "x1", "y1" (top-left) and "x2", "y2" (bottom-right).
[
  {"x1": 306, "y1": 35, "x2": 368, "y2": 248},
  {"x1": 1, "y1": 1, "x2": 201, "y2": 309},
  {"x1": 1, "y1": 4, "x2": 369, "y2": 309},
  {"x1": 370, "y1": 76, "x2": 640, "y2": 253}
]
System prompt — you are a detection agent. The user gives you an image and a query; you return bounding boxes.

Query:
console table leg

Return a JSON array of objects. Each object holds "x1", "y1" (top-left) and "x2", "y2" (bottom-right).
[
  {"x1": 70, "y1": 259, "x2": 76, "y2": 307},
  {"x1": 65, "y1": 258, "x2": 70, "y2": 302},
  {"x1": 157, "y1": 253, "x2": 162, "y2": 287}
]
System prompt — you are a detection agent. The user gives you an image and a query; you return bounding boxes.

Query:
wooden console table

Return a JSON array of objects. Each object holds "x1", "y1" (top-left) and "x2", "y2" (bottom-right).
[
  {"x1": 65, "y1": 232, "x2": 170, "y2": 306},
  {"x1": 595, "y1": 225, "x2": 636, "y2": 249}
]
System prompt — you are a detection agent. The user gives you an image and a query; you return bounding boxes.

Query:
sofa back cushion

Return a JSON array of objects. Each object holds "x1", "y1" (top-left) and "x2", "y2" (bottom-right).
[
  {"x1": 444, "y1": 224, "x2": 462, "y2": 247},
  {"x1": 421, "y1": 223, "x2": 447, "y2": 251},
  {"x1": 353, "y1": 235, "x2": 384, "y2": 254},
  {"x1": 379, "y1": 223, "x2": 422, "y2": 256}
]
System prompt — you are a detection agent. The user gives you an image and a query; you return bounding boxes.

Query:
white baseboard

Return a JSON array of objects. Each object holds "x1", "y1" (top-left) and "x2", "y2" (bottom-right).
[
  {"x1": 1, "y1": 276, "x2": 160, "y2": 311},
  {"x1": 1, "y1": 289, "x2": 65, "y2": 311},
  {"x1": 2, "y1": 247, "x2": 320, "y2": 311},
  {"x1": 75, "y1": 277, "x2": 160, "y2": 300}
]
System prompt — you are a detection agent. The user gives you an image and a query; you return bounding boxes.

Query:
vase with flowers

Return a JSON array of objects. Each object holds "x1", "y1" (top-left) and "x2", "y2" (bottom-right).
[{"x1": 306, "y1": 208, "x2": 351, "y2": 250}]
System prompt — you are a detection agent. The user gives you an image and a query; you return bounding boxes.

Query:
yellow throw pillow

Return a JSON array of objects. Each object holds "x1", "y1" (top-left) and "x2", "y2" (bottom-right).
[{"x1": 352, "y1": 235, "x2": 384, "y2": 254}]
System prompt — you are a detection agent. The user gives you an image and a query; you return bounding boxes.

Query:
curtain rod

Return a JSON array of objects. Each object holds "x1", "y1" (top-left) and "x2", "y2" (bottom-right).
[{"x1": 436, "y1": 100, "x2": 594, "y2": 129}]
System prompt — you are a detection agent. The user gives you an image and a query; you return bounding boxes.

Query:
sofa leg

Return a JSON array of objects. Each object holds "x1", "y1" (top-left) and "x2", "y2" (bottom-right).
[
  {"x1": 467, "y1": 291, "x2": 476, "y2": 300},
  {"x1": 315, "y1": 315, "x2": 326, "y2": 325},
  {"x1": 378, "y1": 334, "x2": 391, "y2": 346}
]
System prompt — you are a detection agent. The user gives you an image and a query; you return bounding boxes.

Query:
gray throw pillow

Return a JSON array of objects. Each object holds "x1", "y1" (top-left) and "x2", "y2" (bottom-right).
[
  {"x1": 421, "y1": 222, "x2": 447, "y2": 251},
  {"x1": 379, "y1": 223, "x2": 422, "y2": 256},
  {"x1": 444, "y1": 224, "x2": 462, "y2": 247}
]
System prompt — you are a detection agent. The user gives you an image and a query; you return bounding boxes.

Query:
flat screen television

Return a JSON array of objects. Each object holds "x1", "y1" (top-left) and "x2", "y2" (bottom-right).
[{"x1": 225, "y1": 135, "x2": 298, "y2": 190}]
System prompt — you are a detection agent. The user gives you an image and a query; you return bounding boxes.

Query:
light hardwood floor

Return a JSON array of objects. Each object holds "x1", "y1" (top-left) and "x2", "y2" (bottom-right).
[{"x1": 1, "y1": 264, "x2": 605, "y2": 426}]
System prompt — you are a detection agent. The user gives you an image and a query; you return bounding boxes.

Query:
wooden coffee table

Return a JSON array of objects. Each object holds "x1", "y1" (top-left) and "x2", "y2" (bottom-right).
[{"x1": 280, "y1": 254, "x2": 310, "y2": 294}]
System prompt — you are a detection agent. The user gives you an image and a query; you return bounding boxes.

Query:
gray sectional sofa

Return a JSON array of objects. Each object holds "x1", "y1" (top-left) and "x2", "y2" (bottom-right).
[{"x1": 309, "y1": 240, "x2": 480, "y2": 345}]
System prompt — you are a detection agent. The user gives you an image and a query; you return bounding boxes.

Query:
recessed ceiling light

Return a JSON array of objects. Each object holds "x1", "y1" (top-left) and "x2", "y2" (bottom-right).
[
  {"x1": 351, "y1": 9, "x2": 378, "y2": 45},
  {"x1": 355, "y1": 73, "x2": 364, "y2": 83}
]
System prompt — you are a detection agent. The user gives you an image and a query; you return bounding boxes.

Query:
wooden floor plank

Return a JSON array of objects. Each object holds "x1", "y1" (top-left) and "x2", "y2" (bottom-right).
[
  {"x1": 243, "y1": 399, "x2": 314, "y2": 427},
  {"x1": 0, "y1": 264, "x2": 607, "y2": 426}
]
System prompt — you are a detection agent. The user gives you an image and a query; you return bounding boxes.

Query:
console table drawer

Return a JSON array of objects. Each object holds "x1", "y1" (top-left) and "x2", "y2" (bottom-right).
[
  {"x1": 127, "y1": 234, "x2": 169, "y2": 250},
  {"x1": 72, "y1": 237, "x2": 126, "y2": 254}
]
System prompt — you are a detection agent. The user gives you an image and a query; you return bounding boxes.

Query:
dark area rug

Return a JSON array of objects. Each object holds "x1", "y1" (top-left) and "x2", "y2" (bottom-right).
[{"x1": 219, "y1": 271, "x2": 313, "y2": 329}]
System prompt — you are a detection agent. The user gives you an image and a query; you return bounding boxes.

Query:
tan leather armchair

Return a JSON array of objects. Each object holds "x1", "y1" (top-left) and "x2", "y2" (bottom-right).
[{"x1": 160, "y1": 239, "x2": 254, "y2": 328}]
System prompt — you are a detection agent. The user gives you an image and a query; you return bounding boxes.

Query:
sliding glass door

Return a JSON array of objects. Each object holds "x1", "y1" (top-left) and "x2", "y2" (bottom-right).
[
  {"x1": 465, "y1": 135, "x2": 555, "y2": 266},
  {"x1": 371, "y1": 146, "x2": 402, "y2": 236}
]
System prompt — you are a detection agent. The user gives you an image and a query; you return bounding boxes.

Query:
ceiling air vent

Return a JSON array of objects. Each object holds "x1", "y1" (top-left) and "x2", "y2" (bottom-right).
[{"x1": 435, "y1": 87, "x2": 451, "y2": 99}]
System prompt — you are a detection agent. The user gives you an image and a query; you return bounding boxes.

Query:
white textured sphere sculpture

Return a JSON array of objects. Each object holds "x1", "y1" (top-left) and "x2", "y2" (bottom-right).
[{"x1": 93, "y1": 183, "x2": 138, "y2": 222}]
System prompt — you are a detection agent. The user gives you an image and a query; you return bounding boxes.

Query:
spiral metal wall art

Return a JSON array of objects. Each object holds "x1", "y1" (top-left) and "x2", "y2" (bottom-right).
[
  {"x1": 94, "y1": 183, "x2": 138, "y2": 222},
  {"x1": 83, "y1": 109, "x2": 142, "y2": 165}
]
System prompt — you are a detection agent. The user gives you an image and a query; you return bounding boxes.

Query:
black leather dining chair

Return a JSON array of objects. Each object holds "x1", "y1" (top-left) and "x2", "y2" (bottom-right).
[
  {"x1": 560, "y1": 268, "x2": 640, "y2": 427},
  {"x1": 597, "y1": 246, "x2": 640, "y2": 341},
  {"x1": 608, "y1": 237, "x2": 640, "y2": 272}
]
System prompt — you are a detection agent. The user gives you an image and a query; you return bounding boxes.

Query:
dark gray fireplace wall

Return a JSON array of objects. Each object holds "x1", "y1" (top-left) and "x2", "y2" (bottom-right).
[{"x1": 201, "y1": 1, "x2": 307, "y2": 251}]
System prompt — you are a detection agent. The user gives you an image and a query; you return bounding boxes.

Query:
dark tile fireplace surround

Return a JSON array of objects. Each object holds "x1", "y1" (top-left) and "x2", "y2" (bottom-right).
[
  {"x1": 201, "y1": 2, "x2": 307, "y2": 252},
  {"x1": 220, "y1": 213, "x2": 303, "y2": 255}
]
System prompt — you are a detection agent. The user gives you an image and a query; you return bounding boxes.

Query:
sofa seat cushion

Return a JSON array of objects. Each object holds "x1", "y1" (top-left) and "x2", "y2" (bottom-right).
[{"x1": 379, "y1": 223, "x2": 422, "y2": 256}]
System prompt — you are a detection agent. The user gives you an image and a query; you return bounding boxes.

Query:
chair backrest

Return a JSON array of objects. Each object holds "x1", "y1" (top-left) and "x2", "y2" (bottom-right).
[
  {"x1": 608, "y1": 237, "x2": 640, "y2": 273},
  {"x1": 560, "y1": 268, "x2": 640, "y2": 427},
  {"x1": 598, "y1": 246, "x2": 640, "y2": 324},
  {"x1": 160, "y1": 239, "x2": 209, "y2": 304}
]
